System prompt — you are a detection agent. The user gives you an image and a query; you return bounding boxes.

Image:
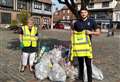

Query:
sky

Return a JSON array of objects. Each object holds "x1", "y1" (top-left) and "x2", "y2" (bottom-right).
[{"x1": 52, "y1": 0, "x2": 65, "y2": 11}]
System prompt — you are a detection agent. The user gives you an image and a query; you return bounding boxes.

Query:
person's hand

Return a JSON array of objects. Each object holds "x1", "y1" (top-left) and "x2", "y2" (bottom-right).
[{"x1": 19, "y1": 42, "x2": 24, "y2": 49}]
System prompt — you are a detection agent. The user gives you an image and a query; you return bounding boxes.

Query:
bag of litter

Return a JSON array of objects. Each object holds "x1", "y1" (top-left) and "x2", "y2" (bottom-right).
[
  {"x1": 50, "y1": 48, "x2": 62, "y2": 63},
  {"x1": 48, "y1": 63, "x2": 66, "y2": 82},
  {"x1": 84, "y1": 63, "x2": 104, "y2": 82},
  {"x1": 92, "y1": 64, "x2": 104, "y2": 80},
  {"x1": 35, "y1": 54, "x2": 52, "y2": 80}
]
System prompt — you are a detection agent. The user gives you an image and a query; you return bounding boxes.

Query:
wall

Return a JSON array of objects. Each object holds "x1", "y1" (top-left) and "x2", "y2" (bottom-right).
[
  {"x1": 88, "y1": 0, "x2": 117, "y2": 10},
  {"x1": 32, "y1": 1, "x2": 52, "y2": 15},
  {"x1": 113, "y1": 11, "x2": 120, "y2": 21}
]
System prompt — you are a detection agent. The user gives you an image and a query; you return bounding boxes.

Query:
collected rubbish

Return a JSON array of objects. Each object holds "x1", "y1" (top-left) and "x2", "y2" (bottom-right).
[
  {"x1": 35, "y1": 53, "x2": 52, "y2": 80},
  {"x1": 48, "y1": 63, "x2": 66, "y2": 82},
  {"x1": 84, "y1": 62, "x2": 104, "y2": 82},
  {"x1": 60, "y1": 60, "x2": 78, "y2": 80},
  {"x1": 50, "y1": 48, "x2": 62, "y2": 63},
  {"x1": 34, "y1": 46, "x2": 46, "y2": 63},
  {"x1": 35, "y1": 46, "x2": 104, "y2": 82},
  {"x1": 92, "y1": 64, "x2": 104, "y2": 80}
]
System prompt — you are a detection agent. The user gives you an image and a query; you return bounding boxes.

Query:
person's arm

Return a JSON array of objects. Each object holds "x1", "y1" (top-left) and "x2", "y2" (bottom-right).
[
  {"x1": 18, "y1": 27, "x2": 23, "y2": 42},
  {"x1": 86, "y1": 19, "x2": 101, "y2": 36},
  {"x1": 86, "y1": 28, "x2": 101, "y2": 36},
  {"x1": 18, "y1": 27, "x2": 24, "y2": 48},
  {"x1": 19, "y1": 34, "x2": 23, "y2": 42}
]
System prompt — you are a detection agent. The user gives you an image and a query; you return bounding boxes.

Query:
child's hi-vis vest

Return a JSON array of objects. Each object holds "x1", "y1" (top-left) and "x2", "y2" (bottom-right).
[
  {"x1": 71, "y1": 30, "x2": 93, "y2": 61},
  {"x1": 22, "y1": 25, "x2": 38, "y2": 47}
]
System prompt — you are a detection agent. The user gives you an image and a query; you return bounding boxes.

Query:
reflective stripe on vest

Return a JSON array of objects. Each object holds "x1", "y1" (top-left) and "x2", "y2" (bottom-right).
[
  {"x1": 22, "y1": 25, "x2": 38, "y2": 47},
  {"x1": 70, "y1": 30, "x2": 93, "y2": 61}
]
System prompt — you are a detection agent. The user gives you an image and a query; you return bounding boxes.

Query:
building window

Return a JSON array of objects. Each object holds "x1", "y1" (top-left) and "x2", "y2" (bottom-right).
[
  {"x1": 17, "y1": 0, "x2": 27, "y2": 9},
  {"x1": 67, "y1": 16, "x2": 70, "y2": 20},
  {"x1": 1, "y1": 12, "x2": 11, "y2": 24},
  {"x1": 55, "y1": 12, "x2": 58, "y2": 15},
  {"x1": 44, "y1": 4, "x2": 51, "y2": 11},
  {"x1": 102, "y1": 2, "x2": 109, "y2": 7},
  {"x1": 63, "y1": 16, "x2": 68, "y2": 20},
  {"x1": 67, "y1": 10, "x2": 70, "y2": 13},
  {"x1": 63, "y1": 16, "x2": 65, "y2": 20},
  {"x1": 33, "y1": 17, "x2": 40, "y2": 27},
  {"x1": 88, "y1": 3, "x2": 94, "y2": 8},
  {"x1": 0, "y1": 0, "x2": 13, "y2": 8},
  {"x1": 34, "y1": 17, "x2": 40, "y2": 25},
  {"x1": 43, "y1": 17, "x2": 49, "y2": 24},
  {"x1": 63, "y1": 10, "x2": 65, "y2": 13},
  {"x1": 34, "y1": 1, "x2": 42, "y2": 10},
  {"x1": 116, "y1": 13, "x2": 120, "y2": 21}
]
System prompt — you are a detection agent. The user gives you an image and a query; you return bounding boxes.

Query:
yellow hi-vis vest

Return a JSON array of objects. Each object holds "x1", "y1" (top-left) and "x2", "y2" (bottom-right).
[
  {"x1": 70, "y1": 30, "x2": 93, "y2": 61},
  {"x1": 22, "y1": 25, "x2": 38, "y2": 47}
]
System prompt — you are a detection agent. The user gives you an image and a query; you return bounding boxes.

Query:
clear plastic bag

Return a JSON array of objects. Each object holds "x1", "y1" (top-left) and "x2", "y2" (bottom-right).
[
  {"x1": 59, "y1": 58, "x2": 78, "y2": 80},
  {"x1": 64, "y1": 62, "x2": 78, "y2": 80},
  {"x1": 84, "y1": 63, "x2": 104, "y2": 82},
  {"x1": 92, "y1": 64, "x2": 104, "y2": 80},
  {"x1": 50, "y1": 48, "x2": 62, "y2": 63},
  {"x1": 48, "y1": 63, "x2": 66, "y2": 82},
  {"x1": 35, "y1": 54, "x2": 52, "y2": 80}
]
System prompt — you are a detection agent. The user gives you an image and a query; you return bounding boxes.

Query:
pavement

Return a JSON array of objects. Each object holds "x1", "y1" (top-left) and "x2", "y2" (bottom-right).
[{"x1": 0, "y1": 29, "x2": 120, "y2": 82}]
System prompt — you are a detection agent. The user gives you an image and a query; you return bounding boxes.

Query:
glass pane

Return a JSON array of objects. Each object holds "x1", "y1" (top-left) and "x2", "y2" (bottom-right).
[
  {"x1": 44, "y1": 4, "x2": 51, "y2": 11},
  {"x1": 0, "y1": 0, "x2": 13, "y2": 7},
  {"x1": 1, "y1": 13, "x2": 11, "y2": 24}
]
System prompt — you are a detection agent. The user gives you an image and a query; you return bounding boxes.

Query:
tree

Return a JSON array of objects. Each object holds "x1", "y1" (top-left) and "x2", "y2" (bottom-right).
[
  {"x1": 58, "y1": 0, "x2": 90, "y2": 18},
  {"x1": 19, "y1": 10, "x2": 31, "y2": 25}
]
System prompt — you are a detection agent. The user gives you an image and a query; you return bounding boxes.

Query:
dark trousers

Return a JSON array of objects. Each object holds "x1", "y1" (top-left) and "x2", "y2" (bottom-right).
[{"x1": 78, "y1": 57, "x2": 92, "y2": 82}]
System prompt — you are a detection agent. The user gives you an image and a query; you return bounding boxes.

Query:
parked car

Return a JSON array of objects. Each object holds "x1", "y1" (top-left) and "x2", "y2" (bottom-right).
[{"x1": 54, "y1": 23, "x2": 64, "y2": 29}]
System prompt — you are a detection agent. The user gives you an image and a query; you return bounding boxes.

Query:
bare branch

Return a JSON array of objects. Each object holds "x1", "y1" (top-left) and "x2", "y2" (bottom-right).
[
  {"x1": 58, "y1": 0, "x2": 65, "y2": 4},
  {"x1": 57, "y1": 0, "x2": 90, "y2": 18},
  {"x1": 64, "y1": 0, "x2": 79, "y2": 18},
  {"x1": 81, "y1": 0, "x2": 90, "y2": 9},
  {"x1": 70, "y1": 0, "x2": 76, "y2": 7}
]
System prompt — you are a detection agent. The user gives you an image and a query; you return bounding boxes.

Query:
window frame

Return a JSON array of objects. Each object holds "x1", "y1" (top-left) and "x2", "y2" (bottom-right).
[
  {"x1": 102, "y1": 2, "x2": 109, "y2": 7},
  {"x1": 0, "y1": 0, "x2": 13, "y2": 8},
  {"x1": 17, "y1": 0, "x2": 27, "y2": 10},
  {"x1": 1, "y1": 12, "x2": 11, "y2": 24},
  {"x1": 34, "y1": 1, "x2": 42, "y2": 10},
  {"x1": 44, "y1": 3, "x2": 51, "y2": 11}
]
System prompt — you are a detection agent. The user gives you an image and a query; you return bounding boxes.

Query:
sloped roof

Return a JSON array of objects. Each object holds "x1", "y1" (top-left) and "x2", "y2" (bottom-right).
[{"x1": 61, "y1": 6, "x2": 68, "y2": 10}]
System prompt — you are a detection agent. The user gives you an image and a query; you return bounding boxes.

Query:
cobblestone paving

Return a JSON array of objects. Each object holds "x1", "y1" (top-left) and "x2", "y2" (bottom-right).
[{"x1": 0, "y1": 29, "x2": 119, "y2": 82}]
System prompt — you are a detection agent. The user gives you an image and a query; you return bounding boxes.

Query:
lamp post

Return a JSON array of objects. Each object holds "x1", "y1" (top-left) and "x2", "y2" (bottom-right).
[{"x1": 51, "y1": 3, "x2": 56, "y2": 29}]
